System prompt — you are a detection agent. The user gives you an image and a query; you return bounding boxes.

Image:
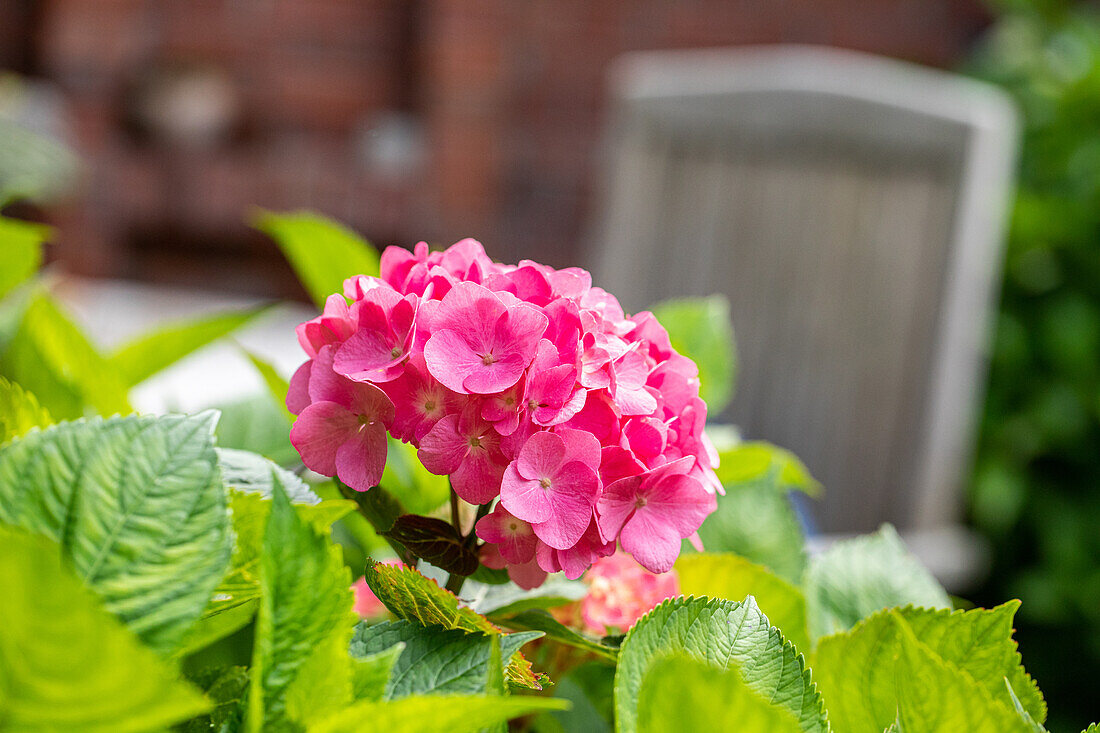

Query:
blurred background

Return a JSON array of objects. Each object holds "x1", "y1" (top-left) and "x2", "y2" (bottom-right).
[{"x1": 3, "y1": 1, "x2": 1100, "y2": 729}]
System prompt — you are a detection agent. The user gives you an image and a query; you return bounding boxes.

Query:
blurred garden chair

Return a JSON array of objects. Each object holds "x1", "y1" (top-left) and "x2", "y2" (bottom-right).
[{"x1": 588, "y1": 46, "x2": 1019, "y2": 588}]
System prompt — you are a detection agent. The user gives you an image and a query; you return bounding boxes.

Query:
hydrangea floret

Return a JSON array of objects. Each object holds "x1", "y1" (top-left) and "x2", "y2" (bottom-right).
[{"x1": 288, "y1": 239, "x2": 720, "y2": 586}]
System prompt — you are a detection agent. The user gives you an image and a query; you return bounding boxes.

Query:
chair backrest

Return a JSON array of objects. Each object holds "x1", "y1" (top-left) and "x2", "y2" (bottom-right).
[{"x1": 589, "y1": 46, "x2": 1018, "y2": 533}]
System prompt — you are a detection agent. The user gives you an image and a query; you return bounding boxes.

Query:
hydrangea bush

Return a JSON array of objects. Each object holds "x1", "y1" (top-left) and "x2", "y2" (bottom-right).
[{"x1": 0, "y1": 210, "x2": 1096, "y2": 732}]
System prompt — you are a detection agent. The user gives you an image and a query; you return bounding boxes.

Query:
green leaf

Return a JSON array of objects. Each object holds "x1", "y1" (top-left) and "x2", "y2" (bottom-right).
[
  {"x1": 108, "y1": 305, "x2": 268, "y2": 387},
  {"x1": 0, "y1": 526, "x2": 209, "y2": 732},
  {"x1": 178, "y1": 666, "x2": 250, "y2": 733},
  {"x1": 491, "y1": 609, "x2": 619, "y2": 662},
  {"x1": 243, "y1": 348, "x2": 294, "y2": 422},
  {"x1": 613, "y1": 596, "x2": 827, "y2": 733},
  {"x1": 469, "y1": 574, "x2": 587, "y2": 617},
  {"x1": 247, "y1": 478, "x2": 355, "y2": 732},
  {"x1": 385, "y1": 514, "x2": 479, "y2": 576},
  {"x1": 695, "y1": 472, "x2": 806, "y2": 582},
  {"x1": 308, "y1": 694, "x2": 568, "y2": 733},
  {"x1": 352, "y1": 643, "x2": 405, "y2": 702},
  {"x1": 0, "y1": 376, "x2": 51, "y2": 443},
  {"x1": 675, "y1": 552, "x2": 811, "y2": 652},
  {"x1": 253, "y1": 209, "x2": 380, "y2": 308},
  {"x1": 363, "y1": 560, "x2": 547, "y2": 689},
  {"x1": 637, "y1": 655, "x2": 801, "y2": 733},
  {"x1": 381, "y1": 437, "x2": 451, "y2": 515},
  {"x1": 649, "y1": 295, "x2": 736, "y2": 413},
  {"x1": 218, "y1": 447, "x2": 319, "y2": 503},
  {"x1": 349, "y1": 620, "x2": 542, "y2": 699},
  {"x1": 715, "y1": 441, "x2": 821, "y2": 496},
  {"x1": 0, "y1": 412, "x2": 231, "y2": 653},
  {"x1": 0, "y1": 215, "x2": 46, "y2": 300},
  {"x1": 812, "y1": 604, "x2": 1044, "y2": 732},
  {"x1": 1005, "y1": 681, "x2": 1046, "y2": 733},
  {"x1": 804, "y1": 524, "x2": 950, "y2": 639},
  {"x1": 892, "y1": 616, "x2": 1028, "y2": 732},
  {"x1": 900, "y1": 602, "x2": 1044, "y2": 723},
  {"x1": 213, "y1": 394, "x2": 297, "y2": 464},
  {"x1": 532, "y1": 662, "x2": 615, "y2": 733},
  {"x1": 0, "y1": 291, "x2": 130, "y2": 419}
]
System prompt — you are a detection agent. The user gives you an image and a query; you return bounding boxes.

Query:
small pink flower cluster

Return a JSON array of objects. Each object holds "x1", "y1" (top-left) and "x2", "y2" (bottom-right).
[
  {"x1": 288, "y1": 239, "x2": 719, "y2": 587},
  {"x1": 580, "y1": 551, "x2": 680, "y2": 634}
]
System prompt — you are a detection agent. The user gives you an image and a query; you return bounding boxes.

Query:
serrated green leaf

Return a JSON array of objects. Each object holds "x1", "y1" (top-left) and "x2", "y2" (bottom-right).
[
  {"x1": 363, "y1": 560, "x2": 547, "y2": 689},
  {"x1": 1005, "y1": 680, "x2": 1046, "y2": 733},
  {"x1": 0, "y1": 526, "x2": 209, "y2": 732},
  {"x1": 285, "y1": 627, "x2": 357, "y2": 728},
  {"x1": 247, "y1": 479, "x2": 355, "y2": 732},
  {"x1": 695, "y1": 474, "x2": 806, "y2": 582},
  {"x1": 812, "y1": 606, "x2": 1040, "y2": 733},
  {"x1": 649, "y1": 295, "x2": 736, "y2": 413},
  {"x1": 0, "y1": 291, "x2": 130, "y2": 419},
  {"x1": 349, "y1": 620, "x2": 542, "y2": 699},
  {"x1": 0, "y1": 215, "x2": 45, "y2": 300},
  {"x1": 108, "y1": 306, "x2": 268, "y2": 387},
  {"x1": 614, "y1": 595, "x2": 827, "y2": 733},
  {"x1": 805, "y1": 524, "x2": 950, "y2": 639},
  {"x1": 492, "y1": 608, "x2": 619, "y2": 662},
  {"x1": 308, "y1": 693, "x2": 568, "y2": 733},
  {"x1": 675, "y1": 553, "x2": 811, "y2": 652},
  {"x1": 715, "y1": 441, "x2": 821, "y2": 496},
  {"x1": 900, "y1": 602, "x2": 1044, "y2": 723},
  {"x1": 0, "y1": 376, "x2": 51, "y2": 443},
  {"x1": 892, "y1": 616, "x2": 1028, "y2": 732},
  {"x1": 1083, "y1": 724, "x2": 1100, "y2": 733},
  {"x1": 218, "y1": 447, "x2": 319, "y2": 503},
  {"x1": 179, "y1": 666, "x2": 250, "y2": 733},
  {"x1": 352, "y1": 643, "x2": 404, "y2": 702},
  {"x1": 0, "y1": 412, "x2": 231, "y2": 653},
  {"x1": 637, "y1": 655, "x2": 801, "y2": 733},
  {"x1": 253, "y1": 209, "x2": 380, "y2": 308}
]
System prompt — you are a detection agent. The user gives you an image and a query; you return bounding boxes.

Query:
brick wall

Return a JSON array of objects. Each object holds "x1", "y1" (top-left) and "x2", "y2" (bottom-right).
[{"x1": 5, "y1": 0, "x2": 990, "y2": 297}]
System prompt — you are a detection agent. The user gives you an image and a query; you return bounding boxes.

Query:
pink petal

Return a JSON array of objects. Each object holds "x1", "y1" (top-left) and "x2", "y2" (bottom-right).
[
  {"x1": 475, "y1": 505, "x2": 537, "y2": 564},
  {"x1": 554, "y1": 427, "x2": 602, "y2": 473},
  {"x1": 334, "y1": 327, "x2": 405, "y2": 383},
  {"x1": 286, "y1": 360, "x2": 312, "y2": 415},
  {"x1": 507, "y1": 558, "x2": 548, "y2": 590},
  {"x1": 417, "y1": 414, "x2": 467, "y2": 475},
  {"x1": 451, "y1": 449, "x2": 505, "y2": 505},
  {"x1": 348, "y1": 382, "x2": 396, "y2": 426},
  {"x1": 599, "y1": 446, "x2": 645, "y2": 486},
  {"x1": 496, "y1": 303, "x2": 549, "y2": 358},
  {"x1": 335, "y1": 422, "x2": 388, "y2": 491},
  {"x1": 620, "y1": 509, "x2": 682, "y2": 574},
  {"x1": 308, "y1": 346, "x2": 355, "y2": 407},
  {"x1": 462, "y1": 349, "x2": 527, "y2": 395},
  {"x1": 531, "y1": 462, "x2": 599, "y2": 550},
  {"x1": 645, "y1": 472, "x2": 714, "y2": 537},
  {"x1": 499, "y1": 464, "x2": 553, "y2": 524},
  {"x1": 516, "y1": 431, "x2": 566, "y2": 481},
  {"x1": 290, "y1": 401, "x2": 358, "y2": 477},
  {"x1": 423, "y1": 328, "x2": 485, "y2": 394},
  {"x1": 595, "y1": 474, "x2": 644, "y2": 540}
]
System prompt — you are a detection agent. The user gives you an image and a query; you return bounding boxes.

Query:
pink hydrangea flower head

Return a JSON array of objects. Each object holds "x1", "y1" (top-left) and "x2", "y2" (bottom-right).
[
  {"x1": 596, "y1": 456, "x2": 715, "y2": 573},
  {"x1": 289, "y1": 236, "x2": 721, "y2": 588},
  {"x1": 418, "y1": 409, "x2": 507, "y2": 504},
  {"x1": 581, "y1": 551, "x2": 679, "y2": 634},
  {"x1": 423, "y1": 281, "x2": 548, "y2": 395},
  {"x1": 500, "y1": 430, "x2": 600, "y2": 550}
]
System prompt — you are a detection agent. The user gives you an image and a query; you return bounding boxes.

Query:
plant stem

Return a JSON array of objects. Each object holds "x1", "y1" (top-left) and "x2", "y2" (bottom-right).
[{"x1": 444, "y1": 571, "x2": 466, "y2": 595}]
